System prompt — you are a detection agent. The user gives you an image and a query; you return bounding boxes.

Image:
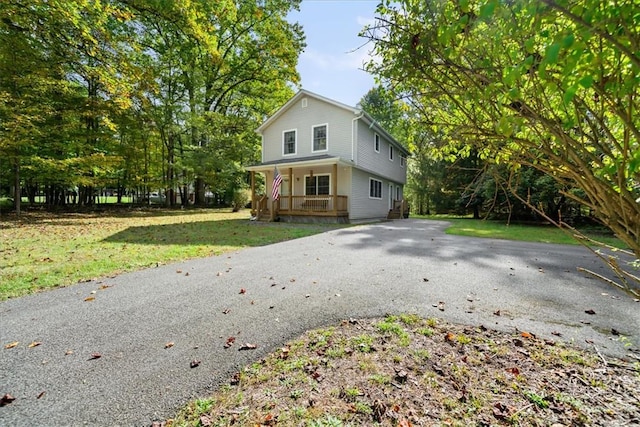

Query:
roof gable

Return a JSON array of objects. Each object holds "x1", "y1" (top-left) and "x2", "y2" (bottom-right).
[
  {"x1": 257, "y1": 89, "x2": 410, "y2": 156},
  {"x1": 256, "y1": 89, "x2": 359, "y2": 133}
]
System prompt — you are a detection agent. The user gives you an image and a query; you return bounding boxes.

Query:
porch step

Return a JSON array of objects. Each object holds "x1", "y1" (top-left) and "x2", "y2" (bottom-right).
[{"x1": 387, "y1": 209, "x2": 402, "y2": 220}]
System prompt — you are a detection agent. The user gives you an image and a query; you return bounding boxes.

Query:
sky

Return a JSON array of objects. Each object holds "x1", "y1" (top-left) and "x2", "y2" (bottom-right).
[{"x1": 287, "y1": 0, "x2": 380, "y2": 107}]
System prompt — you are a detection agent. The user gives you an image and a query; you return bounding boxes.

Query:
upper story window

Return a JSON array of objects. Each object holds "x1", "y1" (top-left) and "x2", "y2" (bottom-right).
[
  {"x1": 283, "y1": 129, "x2": 296, "y2": 155},
  {"x1": 312, "y1": 124, "x2": 327, "y2": 152},
  {"x1": 305, "y1": 174, "x2": 330, "y2": 195},
  {"x1": 400, "y1": 155, "x2": 406, "y2": 167},
  {"x1": 374, "y1": 133, "x2": 380, "y2": 153},
  {"x1": 389, "y1": 144, "x2": 394, "y2": 161}
]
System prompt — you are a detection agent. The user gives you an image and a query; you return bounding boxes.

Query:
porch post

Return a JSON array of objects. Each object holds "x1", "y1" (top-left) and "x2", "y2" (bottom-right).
[
  {"x1": 332, "y1": 163, "x2": 338, "y2": 214},
  {"x1": 288, "y1": 167, "x2": 293, "y2": 212},
  {"x1": 250, "y1": 171, "x2": 255, "y2": 215}
]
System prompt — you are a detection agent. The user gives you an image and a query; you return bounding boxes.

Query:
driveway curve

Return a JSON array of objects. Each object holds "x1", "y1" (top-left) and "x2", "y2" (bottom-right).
[{"x1": 1, "y1": 219, "x2": 638, "y2": 426}]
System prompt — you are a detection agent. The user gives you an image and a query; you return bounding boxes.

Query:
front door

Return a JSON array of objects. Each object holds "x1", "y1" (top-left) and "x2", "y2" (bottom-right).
[
  {"x1": 281, "y1": 177, "x2": 290, "y2": 196},
  {"x1": 388, "y1": 183, "x2": 394, "y2": 210}
]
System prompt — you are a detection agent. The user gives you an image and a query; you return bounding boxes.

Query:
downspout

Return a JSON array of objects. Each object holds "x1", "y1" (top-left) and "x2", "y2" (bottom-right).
[{"x1": 351, "y1": 110, "x2": 364, "y2": 163}]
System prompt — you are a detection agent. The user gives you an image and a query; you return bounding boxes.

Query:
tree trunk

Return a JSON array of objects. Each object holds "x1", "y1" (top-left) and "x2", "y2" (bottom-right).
[
  {"x1": 194, "y1": 177, "x2": 206, "y2": 206},
  {"x1": 13, "y1": 157, "x2": 21, "y2": 215},
  {"x1": 473, "y1": 204, "x2": 480, "y2": 219}
]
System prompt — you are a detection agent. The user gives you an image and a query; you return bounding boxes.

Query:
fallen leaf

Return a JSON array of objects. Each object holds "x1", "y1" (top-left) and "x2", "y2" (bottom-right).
[
  {"x1": 28, "y1": 341, "x2": 42, "y2": 348},
  {"x1": 239, "y1": 288, "x2": 246, "y2": 294},
  {"x1": 190, "y1": 360, "x2": 201, "y2": 368},
  {"x1": 520, "y1": 331, "x2": 534, "y2": 339},
  {"x1": 290, "y1": 278, "x2": 296, "y2": 282},
  {"x1": 263, "y1": 413, "x2": 275, "y2": 425},
  {"x1": 493, "y1": 310, "x2": 501, "y2": 316},
  {"x1": 224, "y1": 336, "x2": 236, "y2": 348},
  {"x1": 506, "y1": 367, "x2": 520, "y2": 376},
  {"x1": 398, "y1": 419, "x2": 413, "y2": 427},
  {"x1": 445, "y1": 332, "x2": 456, "y2": 342},
  {"x1": 0, "y1": 394, "x2": 15, "y2": 406},
  {"x1": 89, "y1": 352, "x2": 102, "y2": 360},
  {"x1": 229, "y1": 372, "x2": 241, "y2": 385},
  {"x1": 165, "y1": 342, "x2": 174, "y2": 349},
  {"x1": 65, "y1": 349, "x2": 73, "y2": 355},
  {"x1": 216, "y1": 272, "x2": 222, "y2": 276},
  {"x1": 36, "y1": 391, "x2": 45, "y2": 399},
  {"x1": 239, "y1": 343, "x2": 257, "y2": 351},
  {"x1": 176, "y1": 270, "x2": 182, "y2": 274},
  {"x1": 395, "y1": 369, "x2": 408, "y2": 382},
  {"x1": 184, "y1": 272, "x2": 190, "y2": 276},
  {"x1": 611, "y1": 328, "x2": 620, "y2": 336},
  {"x1": 84, "y1": 296, "x2": 95, "y2": 302},
  {"x1": 280, "y1": 346, "x2": 290, "y2": 359},
  {"x1": 99, "y1": 284, "x2": 111, "y2": 290},
  {"x1": 4, "y1": 341, "x2": 19, "y2": 349},
  {"x1": 199, "y1": 414, "x2": 212, "y2": 427},
  {"x1": 551, "y1": 331, "x2": 562, "y2": 337},
  {"x1": 585, "y1": 309, "x2": 596, "y2": 315},
  {"x1": 492, "y1": 402, "x2": 512, "y2": 419},
  {"x1": 422, "y1": 278, "x2": 429, "y2": 282}
]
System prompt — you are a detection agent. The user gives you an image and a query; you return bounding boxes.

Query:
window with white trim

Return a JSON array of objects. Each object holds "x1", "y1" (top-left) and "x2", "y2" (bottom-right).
[
  {"x1": 369, "y1": 178, "x2": 382, "y2": 199},
  {"x1": 374, "y1": 133, "x2": 380, "y2": 153},
  {"x1": 283, "y1": 130, "x2": 296, "y2": 155},
  {"x1": 305, "y1": 174, "x2": 330, "y2": 195},
  {"x1": 312, "y1": 124, "x2": 327, "y2": 152},
  {"x1": 400, "y1": 155, "x2": 406, "y2": 167},
  {"x1": 389, "y1": 145, "x2": 394, "y2": 161}
]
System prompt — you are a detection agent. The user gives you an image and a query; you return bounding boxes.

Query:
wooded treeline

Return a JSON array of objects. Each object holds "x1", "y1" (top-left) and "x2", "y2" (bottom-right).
[{"x1": 0, "y1": 0, "x2": 304, "y2": 212}]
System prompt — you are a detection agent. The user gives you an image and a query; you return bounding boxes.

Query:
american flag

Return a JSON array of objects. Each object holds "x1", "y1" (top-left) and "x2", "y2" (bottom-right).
[{"x1": 271, "y1": 166, "x2": 283, "y2": 200}]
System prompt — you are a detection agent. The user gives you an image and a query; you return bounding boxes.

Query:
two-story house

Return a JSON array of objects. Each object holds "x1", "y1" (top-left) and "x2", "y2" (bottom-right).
[{"x1": 246, "y1": 89, "x2": 409, "y2": 223}]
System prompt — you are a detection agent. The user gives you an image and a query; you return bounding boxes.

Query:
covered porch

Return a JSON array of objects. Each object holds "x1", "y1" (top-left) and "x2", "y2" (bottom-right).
[{"x1": 246, "y1": 156, "x2": 350, "y2": 222}]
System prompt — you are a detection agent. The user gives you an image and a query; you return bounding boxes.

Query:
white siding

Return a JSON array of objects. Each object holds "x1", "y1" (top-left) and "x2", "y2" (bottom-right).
[
  {"x1": 349, "y1": 168, "x2": 391, "y2": 220},
  {"x1": 261, "y1": 96, "x2": 354, "y2": 163},
  {"x1": 355, "y1": 121, "x2": 406, "y2": 184}
]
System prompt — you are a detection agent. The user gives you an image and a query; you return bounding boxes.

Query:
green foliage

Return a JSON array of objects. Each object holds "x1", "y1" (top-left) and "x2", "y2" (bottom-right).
[
  {"x1": 0, "y1": 0, "x2": 304, "y2": 209},
  {"x1": 363, "y1": 0, "x2": 640, "y2": 258}
]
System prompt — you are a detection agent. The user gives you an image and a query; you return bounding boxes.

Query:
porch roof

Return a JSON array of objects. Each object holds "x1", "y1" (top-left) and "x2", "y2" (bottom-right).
[{"x1": 245, "y1": 155, "x2": 353, "y2": 172}]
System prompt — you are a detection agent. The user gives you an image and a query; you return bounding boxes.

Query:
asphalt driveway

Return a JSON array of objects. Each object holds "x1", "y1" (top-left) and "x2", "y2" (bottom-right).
[{"x1": 1, "y1": 219, "x2": 638, "y2": 426}]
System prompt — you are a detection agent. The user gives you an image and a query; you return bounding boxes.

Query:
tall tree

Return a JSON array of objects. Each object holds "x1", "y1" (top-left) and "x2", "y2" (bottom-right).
[{"x1": 363, "y1": 0, "x2": 640, "y2": 258}]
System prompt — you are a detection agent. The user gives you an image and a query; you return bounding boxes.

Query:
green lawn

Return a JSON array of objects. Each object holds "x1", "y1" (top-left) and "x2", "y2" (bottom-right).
[
  {"x1": 413, "y1": 215, "x2": 625, "y2": 248},
  {"x1": 1, "y1": 210, "x2": 626, "y2": 300},
  {"x1": 0, "y1": 209, "x2": 343, "y2": 300}
]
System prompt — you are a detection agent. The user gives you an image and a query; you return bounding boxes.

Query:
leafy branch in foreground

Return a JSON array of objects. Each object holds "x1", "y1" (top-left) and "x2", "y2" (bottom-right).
[{"x1": 363, "y1": 0, "x2": 640, "y2": 258}]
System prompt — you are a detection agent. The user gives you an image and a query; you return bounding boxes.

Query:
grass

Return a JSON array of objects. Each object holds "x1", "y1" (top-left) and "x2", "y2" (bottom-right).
[
  {"x1": 0, "y1": 208, "x2": 343, "y2": 300},
  {"x1": 170, "y1": 315, "x2": 639, "y2": 426},
  {"x1": 413, "y1": 214, "x2": 626, "y2": 248}
]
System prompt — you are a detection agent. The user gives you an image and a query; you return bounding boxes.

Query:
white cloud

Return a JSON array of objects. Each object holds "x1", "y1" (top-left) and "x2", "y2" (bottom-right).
[{"x1": 301, "y1": 46, "x2": 375, "y2": 72}]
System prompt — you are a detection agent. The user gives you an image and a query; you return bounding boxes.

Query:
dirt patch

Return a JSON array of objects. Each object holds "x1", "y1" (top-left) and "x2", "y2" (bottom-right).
[{"x1": 169, "y1": 316, "x2": 640, "y2": 426}]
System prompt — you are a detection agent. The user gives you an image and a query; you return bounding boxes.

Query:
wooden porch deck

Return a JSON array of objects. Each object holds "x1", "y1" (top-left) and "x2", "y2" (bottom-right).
[{"x1": 253, "y1": 195, "x2": 348, "y2": 221}]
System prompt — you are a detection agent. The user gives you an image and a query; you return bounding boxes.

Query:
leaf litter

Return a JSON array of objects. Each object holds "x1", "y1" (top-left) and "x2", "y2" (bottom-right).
[{"x1": 171, "y1": 316, "x2": 640, "y2": 427}]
